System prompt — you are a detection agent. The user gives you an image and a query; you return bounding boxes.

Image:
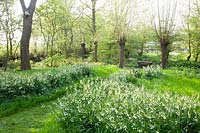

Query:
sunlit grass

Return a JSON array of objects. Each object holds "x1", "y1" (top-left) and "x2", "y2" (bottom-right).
[
  {"x1": 139, "y1": 69, "x2": 200, "y2": 96},
  {"x1": 0, "y1": 64, "x2": 199, "y2": 132}
]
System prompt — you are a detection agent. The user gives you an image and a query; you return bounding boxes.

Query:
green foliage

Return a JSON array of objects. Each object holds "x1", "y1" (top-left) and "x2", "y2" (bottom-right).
[
  {"x1": 137, "y1": 53, "x2": 161, "y2": 65},
  {"x1": 0, "y1": 45, "x2": 5, "y2": 57},
  {"x1": 110, "y1": 66, "x2": 163, "y2": 82},
  {"x1": 0, "y1": 65, "x2": 91, "y2": 101},
  {"x1": 91, "y1": 65, "x2": 120, "y2": 78},
  {"x1": 143, "y1": 65, "x2": 163, "y2": 80},
  {"x1": 109, "y1": 71, "x2": 138, "y2": 84},
  {"x1": 42, "y1": 54, "x2": 67, "y2": 67},
  {"x1": 55, "y1": 78, "x2": 200, "y2": 132},
  {"x1": 169, "y1": 60, "x2": 200, "y2": 70},
  {"x1": 174, "y1": 67, "x2": 200, "y2": 79},
  {"x1": 132, "y1": 66, "x2": 163, "y2": 80}
]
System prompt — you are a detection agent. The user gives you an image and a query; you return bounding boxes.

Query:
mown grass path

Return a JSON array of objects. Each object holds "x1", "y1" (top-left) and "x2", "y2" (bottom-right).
[
  {"x1": 1, "y1": 66, "x2": 199, "y2": 132},
  {"x1": 0, "y1": 103, "x2": 50, "y2": 133}
]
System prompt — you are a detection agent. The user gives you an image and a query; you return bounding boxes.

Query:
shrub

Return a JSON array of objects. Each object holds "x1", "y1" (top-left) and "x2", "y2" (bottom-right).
[
  {"x1": 55, "y1": 79, "x2": 200, "y2": 132},
  {"x1": 143, "y1": 65, "x2": 163, "y2": 80},
  {"x1": 132, "y1": 69, "x2": 143, "y2": 78},
  {"x1": 0, "y1": 65, "x2": 91, "y2": 101},
  {"x1": 128, "y1": 65, "x2": 163, "y2": 80},
  {"x1": 168, "y1": 60, "x2": 200, "y2": 70},
  {"x1": 42, "y1": 54, "x2": 67, "y2": 67},
  {"x1": 174, "y1": 68, "x2": 199, "y2": 78},
  {"x1": 110, "y1": 71, "x2": 138, "y2": 84}
]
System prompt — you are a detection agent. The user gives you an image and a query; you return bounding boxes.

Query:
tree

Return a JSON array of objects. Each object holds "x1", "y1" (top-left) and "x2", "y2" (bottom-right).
[
  {"x1": 110, "y1": 0, "x2": 135, "y2": 68},
  {"x1": 152, "y1": 0, "x2": 177, "y2": 68},
  {"x1": 131, "y1": 23, "x2": 156, "y2": 56},
  {"x1": 190, "y1": 0, "x2": 200, "y2": 62},
  {"x1": 0, "y1": 0, "x2": 20, "y2": 71},
  {"x1": 189, "y1": 0, "x2": 200, "y2": 62},
  {"x1": 185, "y1": 0, "x2": 192, "y2": 61},
  {"x1": 79, "y1": 0, "x2": 99, "y2": 62},
  {"x1": 35, "y1": 0, "x2": 81, "y2": 59},
  {"x1": 91, "y1": 0, "x2": 98, "y2": 62},
  {"x1": 20, "y1": 0, "x2": 37, "y2": 70}
]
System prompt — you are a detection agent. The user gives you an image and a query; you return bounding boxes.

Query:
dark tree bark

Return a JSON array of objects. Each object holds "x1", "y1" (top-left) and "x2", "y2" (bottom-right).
[
  {"x1": 153, "y1": 0, "x2": 177, "y2": 69},
  {"x1": 94, "y1": 41, "x2": 98, "y2": 62},
  {"x1": 91, "y1": 0, "x2": 98, "y2": 62},
  {"x1": 108, "y1": 43, "x2": 112, "y2": 59},
  {"x1": 20, "y1": 0, "x2": 37, "y2": 70},
  {"x1": 160, "y1": 40, "x2": 169, "y2": 69},
  {"x1": 187, "y1": 33, "x2": 192, "y2": 61},
  {"x1": 139, "y1": 43, "x2": 144, "y2": 56},
  {"x1": 195, "y1": 52, "x2": 199, "y2": 62},
  {"x1": 119, "y1": 36, "x2": 126, "y2": 68},
  {"x1": 81, "y1": 42, "x2": 87, "y2": 60}
]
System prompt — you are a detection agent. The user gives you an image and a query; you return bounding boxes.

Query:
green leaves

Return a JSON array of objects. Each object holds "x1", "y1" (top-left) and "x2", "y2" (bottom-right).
[
  {"x1": 0, "y1": 65, "x2": 91, "y2": 101},
  {"x1": 55, "y1": 78, "x2": 200, "y2": 132}
]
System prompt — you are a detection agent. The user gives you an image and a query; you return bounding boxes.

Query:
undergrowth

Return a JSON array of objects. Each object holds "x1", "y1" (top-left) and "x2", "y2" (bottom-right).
[{"x1": 54, "y1": 78, "x2": 200, "y2": 132}]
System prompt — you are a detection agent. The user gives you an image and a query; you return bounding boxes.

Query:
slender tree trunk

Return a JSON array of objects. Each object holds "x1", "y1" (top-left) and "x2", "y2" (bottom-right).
[
  {"x1": 50, "y1": 34, "x2": 55, "y2": 67},
  {"x1": 187, "y1": 34, "x2": 192, "y2": 61},
  {"x1": 108, "y1": 43, "x2": 112, "y2": 59},
  {"x1": 46, "y1": 35, "x2": 50, "y2": 57},
  {"x1": 9, "y1": 36, "x2": 13, "y2": 58},
  {"x1": 3, "y1": 0, "x2": 9, "y2": 71},
  {"x1": 119, "y1": 36, "x2": 126, "y2": 68},
  {"x1": 92, "y1": 0, "x2": 98, "y2": 62},
  {"x1": 4, "y1": 35, "x2": 9, "y2": 71},
  {"x1": 195, "y1": 52, "x2": 199, "y2": 62},
  {"x1": 20, "y1": 0, "x2": 37, "y2": 70},
  {"x1": 94, "y1": 41, "x2": 98, "y2": 62},
  {"x1": 139, "y1": 43, "x2": 144, "y2": 56}
]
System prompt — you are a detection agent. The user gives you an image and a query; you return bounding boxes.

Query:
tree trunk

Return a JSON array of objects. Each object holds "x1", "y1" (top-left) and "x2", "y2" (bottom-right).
[
  {"x1": 4, "y1": 34, "x2": 9, "y2": 71},
  {"x1": 94, "y1": 41, "x2": 98, "y2": 62},
  {"x1": 195, "y1": 52, "x2": 199, "y2": 62},
  {"x1": 20, "y1": 14, "x2": 32, "y2": 70},
  {"x1": 161, "y1": 42, "x2": 168, "y2": 69},
  {"x1": 50, "y1": 34, "x2": 55, "y2": 67},
  {"x1": 108, "y1": 43, "x2": 112, "y2": 59},
  {"x1": 187, "y1": 34, "x2": 191, "y2": 61},
  {"x1": 187, "y1": 40, "x2": 192, "y2": 61},
  {"x1": 139, "y1": 43, "x2": 144, "y2": 56},
  {"x1": 20, "y1": 0, "x2": 37, "y2": 70},
  {"x1": 187, "y1": 53, "x2": 191, "y2": 61},
  {"x1": 92, "y1": 0, "x2": 98, "y2": 62},
  {"x1": 119, "y1": 36, "x2": 126, "y2": 68},
  {"x1": 81, "y1": 43, "x2": 86, "y2": 60}
]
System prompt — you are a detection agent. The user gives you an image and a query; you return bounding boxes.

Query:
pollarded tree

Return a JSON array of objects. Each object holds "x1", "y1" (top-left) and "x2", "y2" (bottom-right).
[
  {"x1": 109, "y1": 0, "x2": 136, "y2": 68},
  {"x1": 20, "y1": 0, "x2": 37, "y2": 70},
  {"x1": 152, "y1": 0, "x2": 177, "y2": 68},
  {"x1": 79, "y1": 0, "x2": 99, "y2": 62},
  {"x1": 91, "y1": 0, "x2": 98, "y2": 62}
]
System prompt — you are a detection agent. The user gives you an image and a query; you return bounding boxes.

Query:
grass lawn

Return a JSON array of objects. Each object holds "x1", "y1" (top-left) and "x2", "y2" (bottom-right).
[
  {"x1": 0, "y1": 103, "x2": 50, "y2": 133},
  {"x1": 139, "y1": 69, "x2": 200, "y2": 96},
  {"x1": 0, "y1": 65, "x2": 119, "y2": 133},
  {"x1": 0, "y1": 65, "x2": 199, "y2": 132}
]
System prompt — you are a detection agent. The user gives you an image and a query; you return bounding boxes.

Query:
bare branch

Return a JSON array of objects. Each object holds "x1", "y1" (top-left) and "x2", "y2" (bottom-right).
[{"x1": 19, "y1": 0, "x2": 26, "y2": 12}]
